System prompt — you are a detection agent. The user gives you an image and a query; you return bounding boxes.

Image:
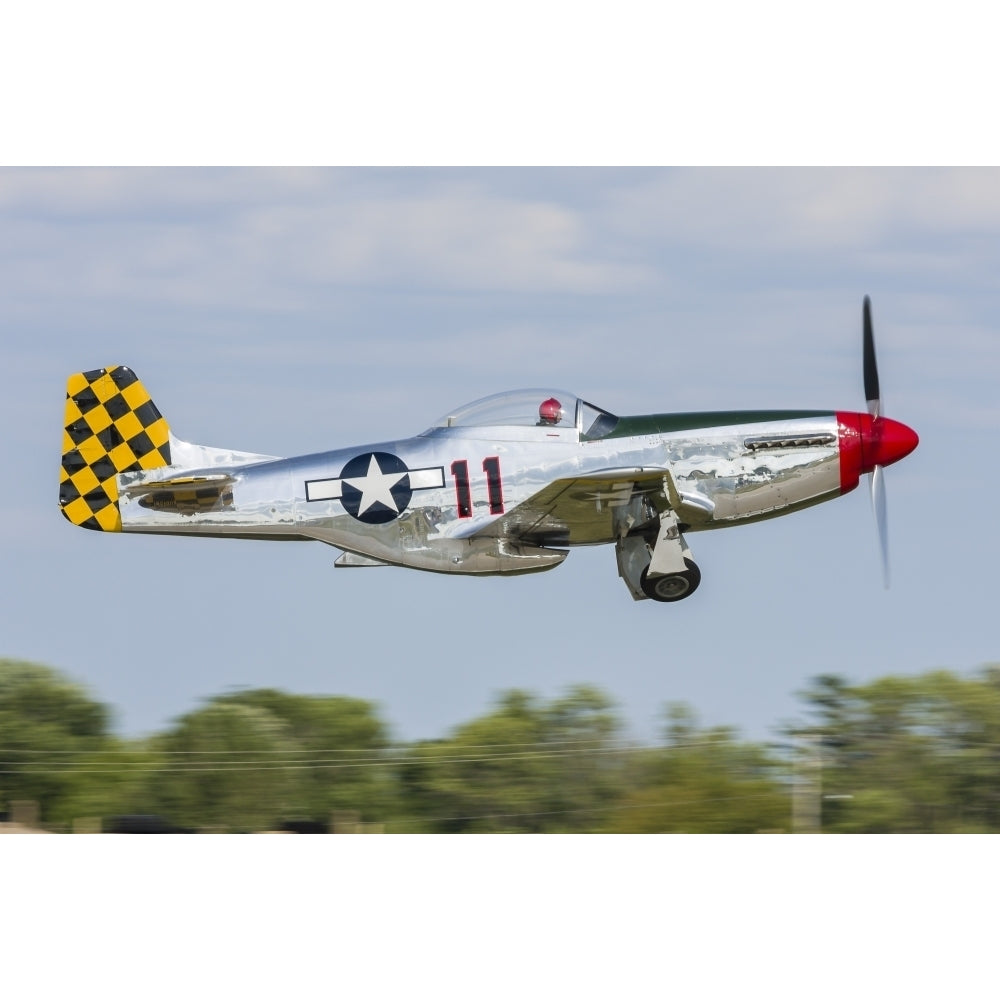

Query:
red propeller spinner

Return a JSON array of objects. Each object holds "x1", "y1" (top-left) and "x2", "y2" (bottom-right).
[{"x1": 837, "y1": 411, "x2": 919, "y2": 492}]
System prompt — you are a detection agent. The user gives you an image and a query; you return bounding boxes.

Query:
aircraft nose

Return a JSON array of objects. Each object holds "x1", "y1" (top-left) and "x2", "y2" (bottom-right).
[
  {"x1": 836, "y1": 411, "x2": 919, "y2": 493},
  {"x1": 861, "y1": 415, "x2": 919, "y2": 473}
]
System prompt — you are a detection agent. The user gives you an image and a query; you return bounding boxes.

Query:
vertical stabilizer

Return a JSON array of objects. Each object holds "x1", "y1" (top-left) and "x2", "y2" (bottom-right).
[{"x1": 60, "y1": 366, "x2": 172, "y2": 530}]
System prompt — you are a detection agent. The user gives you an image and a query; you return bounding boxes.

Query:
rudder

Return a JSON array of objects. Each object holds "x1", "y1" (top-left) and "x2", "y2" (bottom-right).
[{"x1": 60, "y1": 366, "x2": 172, "y2": 531}]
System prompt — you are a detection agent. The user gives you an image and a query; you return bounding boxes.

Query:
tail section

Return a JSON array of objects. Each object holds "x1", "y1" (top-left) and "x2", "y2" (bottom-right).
[{"x1": 60, "y1": 366, "x2": 172, "y2": 531}]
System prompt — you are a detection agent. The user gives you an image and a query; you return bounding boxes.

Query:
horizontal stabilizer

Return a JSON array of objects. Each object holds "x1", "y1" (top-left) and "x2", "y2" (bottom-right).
[{"x1": 123, "y1": 475, "x2": 235, "y2": 516}]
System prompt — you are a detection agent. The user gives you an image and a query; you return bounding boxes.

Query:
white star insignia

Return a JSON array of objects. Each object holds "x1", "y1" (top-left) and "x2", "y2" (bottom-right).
[{"x1": 345, "y1": 454, "x2": 407, "y2": 514}]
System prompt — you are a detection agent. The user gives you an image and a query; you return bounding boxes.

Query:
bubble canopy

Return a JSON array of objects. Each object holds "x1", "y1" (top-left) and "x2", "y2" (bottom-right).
[{"x1": 424, "y1": 389, "x2": 619, "y2": 439}]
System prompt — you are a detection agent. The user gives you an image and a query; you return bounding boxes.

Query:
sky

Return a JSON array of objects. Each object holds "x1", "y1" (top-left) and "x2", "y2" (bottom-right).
[{"x1": 3, "y1": 165, "x2": 999, "y2": 749}]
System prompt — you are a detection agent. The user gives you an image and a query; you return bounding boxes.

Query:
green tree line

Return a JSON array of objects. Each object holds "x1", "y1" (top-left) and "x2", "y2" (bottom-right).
[{"x1": 3, "y1": 657, "x2": 1000, "y2": 832}]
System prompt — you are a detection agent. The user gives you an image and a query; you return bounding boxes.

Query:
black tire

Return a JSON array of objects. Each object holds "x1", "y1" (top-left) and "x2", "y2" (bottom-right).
[{"x1": 640, "y1": 559, "x2": 701, "y2": 602}]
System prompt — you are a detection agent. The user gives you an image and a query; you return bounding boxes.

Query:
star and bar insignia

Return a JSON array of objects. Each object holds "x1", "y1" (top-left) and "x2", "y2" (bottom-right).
[{"x1": 305, "y1": 452, "x2": 445, "y2": 524}]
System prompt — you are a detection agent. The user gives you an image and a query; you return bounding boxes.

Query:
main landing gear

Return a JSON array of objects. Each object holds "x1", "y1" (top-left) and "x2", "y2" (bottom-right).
[
  {"x1": 616, "y1": 507, "x2": 701, "y2": 603},
  {"x1": 640, "y1": 558, "x2": 701, "y2": 602}
]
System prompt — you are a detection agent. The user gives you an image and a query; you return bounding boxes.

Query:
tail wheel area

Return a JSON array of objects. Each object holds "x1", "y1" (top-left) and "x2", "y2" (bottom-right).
[{"x1": 640, "y1": 559, "x2": 701, "y2": 602}]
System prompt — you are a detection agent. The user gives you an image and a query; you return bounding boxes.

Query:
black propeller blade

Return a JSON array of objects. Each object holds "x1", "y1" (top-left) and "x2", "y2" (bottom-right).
[{"x1": 863, "y1": 294, "x2": 880, "y2": 419}]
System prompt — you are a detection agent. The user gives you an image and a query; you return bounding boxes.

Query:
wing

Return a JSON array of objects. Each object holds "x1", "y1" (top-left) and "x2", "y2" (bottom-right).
[{"x1": 469, "y1": 467, "x2": 712, "y2": 547}]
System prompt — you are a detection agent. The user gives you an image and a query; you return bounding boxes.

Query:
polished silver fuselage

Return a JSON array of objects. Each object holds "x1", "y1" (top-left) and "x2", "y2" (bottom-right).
[{"x1": 118, "y1": 402, "x2": 846, "y2": 577}]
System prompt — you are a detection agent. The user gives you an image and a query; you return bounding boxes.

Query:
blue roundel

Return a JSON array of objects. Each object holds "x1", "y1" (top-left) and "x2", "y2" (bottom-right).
[{"x1": 339, "y1": 452, "x2": 413, "y2": 524}]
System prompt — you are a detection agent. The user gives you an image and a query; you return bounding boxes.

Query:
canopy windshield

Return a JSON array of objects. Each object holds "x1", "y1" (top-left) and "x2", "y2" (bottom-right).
[
  {"x1": 425, "y1": 389, "x2": 619, "y2": 439},
  {"x1": 428, "y1": 389, "x2": 580, "y2": 430}
]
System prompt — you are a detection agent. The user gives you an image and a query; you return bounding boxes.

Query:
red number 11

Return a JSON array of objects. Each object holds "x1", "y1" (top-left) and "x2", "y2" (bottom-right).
[{"x1": 451, "y1": 457, "x2": 504, "y2": 518}]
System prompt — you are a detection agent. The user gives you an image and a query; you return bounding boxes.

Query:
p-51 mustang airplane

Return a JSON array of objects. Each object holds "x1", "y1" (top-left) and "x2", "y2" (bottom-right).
[{"x1": 59, "y1": 298, "x2": 917, "y2": 603}]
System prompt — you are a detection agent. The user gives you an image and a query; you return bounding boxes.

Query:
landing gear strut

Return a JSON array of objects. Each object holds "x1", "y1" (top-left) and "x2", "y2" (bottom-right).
[{"x1": 615, "y1": 505, "x2": 702, "y2": 603}]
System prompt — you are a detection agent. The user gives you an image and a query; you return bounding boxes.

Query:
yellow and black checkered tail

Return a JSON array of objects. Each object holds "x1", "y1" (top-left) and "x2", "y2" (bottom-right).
[{"x1": 60, "y1": 367, "x2": 172, "y2": 531}]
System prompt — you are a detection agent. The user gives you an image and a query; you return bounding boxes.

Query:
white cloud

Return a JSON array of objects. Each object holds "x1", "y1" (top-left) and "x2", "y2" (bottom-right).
[
  {"x1": 261, "y1": 191, "x2": 645, "y2": 292},
  {"x1": 606, "y1": 168, "x2": 1000, "y2": 255},
  {"x1": 5, "y1": 168, "x2": 999, "y2": 321},
  {"x1": 0, "y1": 169, "x2": 650, "y2": 309}
]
